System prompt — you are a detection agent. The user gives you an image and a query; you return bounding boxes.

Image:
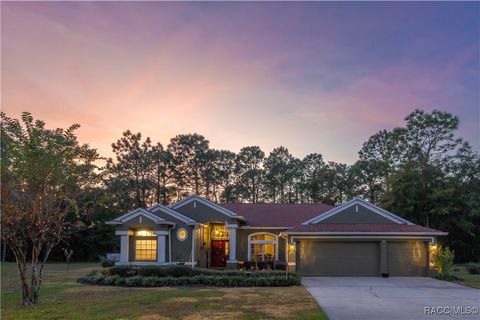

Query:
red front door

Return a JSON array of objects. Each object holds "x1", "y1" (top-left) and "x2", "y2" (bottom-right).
[{"x1": 211, "y1": 240, "x2": 227, "y2": 267}]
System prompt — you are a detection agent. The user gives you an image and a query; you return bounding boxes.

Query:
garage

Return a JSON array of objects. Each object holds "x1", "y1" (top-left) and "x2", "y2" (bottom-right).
[
  {"x1": 298, "y1": 241, "x2": 380, "y2": 276},
  {"x1": 387, "y1": 241, "x2": 428, "y2": 276}
]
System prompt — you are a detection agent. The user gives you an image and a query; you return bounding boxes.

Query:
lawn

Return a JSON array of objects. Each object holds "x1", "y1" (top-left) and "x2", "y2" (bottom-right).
[
  {"x1": 452, "y1": 264, "x2": 480, "y2": 289},
  {"x1": 1, "y1": 262, "x2": 327, "y2": 320}
]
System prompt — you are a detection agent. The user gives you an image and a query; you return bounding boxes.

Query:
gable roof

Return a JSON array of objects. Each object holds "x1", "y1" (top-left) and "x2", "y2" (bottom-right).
[
  {"x1": 171, "y1": 195, "x2": 245, "y2": 221},
  {"x1": 283, "y1": 223, "x2": 447, "y2": 235},
  {"x1": 302, "y1": 197, "x2": 413, "y2": 225},
  {"x1": 149, "y1": 203, "x2": 200, "y2": 225},
  {"x1": 105, "y1": 208, "x2": 175, "y2": 225},
  {"x1": 220, "y1": 203, "x2": 333, "y2": 228}
]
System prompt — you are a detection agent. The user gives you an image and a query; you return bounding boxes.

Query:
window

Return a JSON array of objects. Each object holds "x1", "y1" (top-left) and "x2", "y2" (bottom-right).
[
  {"x1": 177, "y1": 228, "x2": 188, "y2": 241},
  {"x1": 248, "y1": 233, "x2": 278, "y2": 262},
  {"x1": 210, "y1": 224, "x2": 229, "y2": 240},
  {"x1": 135, "y1": 229, "x2": 156, "y2": 261}
]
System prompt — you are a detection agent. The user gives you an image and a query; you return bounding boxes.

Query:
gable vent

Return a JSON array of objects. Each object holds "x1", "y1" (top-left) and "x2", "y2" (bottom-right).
[{"x1": 355, "y1": 205, "x2": 358, "y2": 213}]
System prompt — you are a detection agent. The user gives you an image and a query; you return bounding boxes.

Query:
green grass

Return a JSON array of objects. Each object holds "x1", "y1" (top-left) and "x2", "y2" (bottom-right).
[
  {"x1": 1, "y1": 262, "x2": 328, "y2": 319},
  {"x1": 451, "y1": 264, "x2": 480, "y2": 289}
]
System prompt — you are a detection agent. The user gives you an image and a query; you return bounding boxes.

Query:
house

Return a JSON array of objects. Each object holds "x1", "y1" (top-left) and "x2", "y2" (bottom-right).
[{"x1": 106, "y1": 195, "x2": 446, "y2": 276}]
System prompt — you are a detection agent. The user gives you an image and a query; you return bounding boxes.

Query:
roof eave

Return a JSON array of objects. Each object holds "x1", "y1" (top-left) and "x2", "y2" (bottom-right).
[
  {"x1": 155, "y1": 222, "x2": 176, "y2": 226},
  {"x1": 282, "y1": 231, "x2": 448, "y2": 236},
  {"x1": 105, "y1": 221, "x2": 122, "y2": 225}
]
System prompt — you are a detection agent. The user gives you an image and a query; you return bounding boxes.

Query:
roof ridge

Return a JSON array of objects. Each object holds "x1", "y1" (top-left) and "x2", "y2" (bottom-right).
[{"x1": 221, "y1": 203, "x2": 333, "y2": 206}]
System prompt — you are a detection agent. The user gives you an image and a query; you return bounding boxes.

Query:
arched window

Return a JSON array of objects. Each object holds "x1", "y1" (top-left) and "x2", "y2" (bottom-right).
[
  {"x1": 248, "y1": 232, "x2": 278, "y2": 262},
  {"x1": 135, "y1": 228, "x2": 156, "y2": 261}
]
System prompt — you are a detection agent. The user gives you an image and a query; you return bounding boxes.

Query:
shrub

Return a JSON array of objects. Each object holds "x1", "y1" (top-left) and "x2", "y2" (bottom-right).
[
  {"x1": 104, "y1": 275, "x2": 122, "y2": 285},
  {"x1": 436, "y1": 273, "x2": 460, "y2": 281},
  {"x1": 125, "y1": 275, "x2": 144, "y2": 287},
  {"x1": 89, "y1": 272, "x2": 106, "y2": 284},
  {"x1": 113, "y1": 276, "x2": 126, "y2": 286},
  {"x1": 432, "y1": 246, "x2": 455, "y2": 277},
  {"x1": 466, "y1": 262, "x2": 480, "y2": 274},
  {"x1": 109, "y1": 265, "x2": 137, "y2": 277},
  {"x1": 142, "y1": 276, "x2": 160, "y2": 287},
  {"x1": 80, "y1": 271, "x2": 301, "y2": 287},
  {"x1": 164, "y1": 265, "x2": 196, "y2": 277},
  {"x1": 138, "y1": 265, "x2": 168, "y2": 277},
  {"x1": 99, "y1": 255, "x2": 116, "y2": 268}
]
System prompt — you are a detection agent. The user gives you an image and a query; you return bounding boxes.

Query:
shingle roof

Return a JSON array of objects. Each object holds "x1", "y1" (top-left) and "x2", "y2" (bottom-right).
[
  {"x1": 220, "y1": 203, "x2": 333, "y2": 227},
  {"x1": 284, "y1": 223, "x2": 446, "y2": 234}
]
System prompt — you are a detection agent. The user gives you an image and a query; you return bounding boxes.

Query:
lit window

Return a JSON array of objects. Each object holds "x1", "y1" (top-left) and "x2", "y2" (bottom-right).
[
  {"x1": 136, "y1": 229, "x2": 154, "y2": 237},
  {"x1": 135, "y1": 239, "x2": 156, "y2": 261},
  {"x1": 177, "y1": 228, "x2": 188, "y2": 241},
  {"x1": 210, "y1": 224, "x2": 229, "y2": 240},
  {"x1": 135, "y1": 229, "x2": 156, "y2": 261},
  {"x1": 248, "y1": 233, "x2": 278, "y2": 262},
  {"x1": 251, "y1": 234, "x2": 276, "y2": 241}
]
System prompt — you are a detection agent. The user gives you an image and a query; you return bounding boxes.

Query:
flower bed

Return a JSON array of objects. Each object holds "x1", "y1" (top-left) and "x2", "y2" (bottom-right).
[{"x1": 79, "y1": 265, "x2": 301, "y2": 287}]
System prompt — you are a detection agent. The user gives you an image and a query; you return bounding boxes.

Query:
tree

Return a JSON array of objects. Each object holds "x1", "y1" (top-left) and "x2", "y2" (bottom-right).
[
  {"x1": 151, "y1": 143, "x2": 174, "y2": 205},
  {"x1": 299, "y1": 153, "x2": 326, "y2": 203},
  {"x1": 235, "y1": 146, "x2": 265, "y2": 203},
  {"x1": 351, "y1": 159, "x2": 385, "y2": 204},
  {"x1": 400, "y1": 109, "x2": 463, "y2": 166},
  {"x1": 0, "y1": 112, "x2": 98, "y2": 305},
  {"x1": 206, "y1": 150, "x2": 237, "y2": 203},
  {"x1": 264, "y1": 147, "x2": 296, "y2": 203},
  {"x1": 358, "y1": 129, "x2": 403, "y2": 193},
  {"x1": 167, "y1": 134, "x2": 209, "y2": 197},
  {"x1": 106, "y1": 131, "x2": 154, "y2": 210}
]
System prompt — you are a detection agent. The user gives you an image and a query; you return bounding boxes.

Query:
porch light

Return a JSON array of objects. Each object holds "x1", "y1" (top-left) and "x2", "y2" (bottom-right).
[{"x1": 289, "y1": 244, "x2": 295, "y2": 251}]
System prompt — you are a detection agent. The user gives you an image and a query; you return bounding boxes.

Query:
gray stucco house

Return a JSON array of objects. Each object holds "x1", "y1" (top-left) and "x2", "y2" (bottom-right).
[{"x1": 106, "y1": 195, "x2": 446, "y2": 276}]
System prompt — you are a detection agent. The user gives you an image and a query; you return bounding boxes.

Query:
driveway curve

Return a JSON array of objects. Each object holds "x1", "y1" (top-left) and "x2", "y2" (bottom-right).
[{"x1": 302, "y1": 277, "x2": 479, "y2": 320}]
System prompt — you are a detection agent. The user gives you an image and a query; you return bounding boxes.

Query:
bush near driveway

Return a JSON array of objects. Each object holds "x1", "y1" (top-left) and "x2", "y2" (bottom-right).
[
  {"x1": 466, "y1": 262, "x2": 480, "y2": 274},
  {"x1": 80, "y1": 265, "x2": 301, "y2": 287}
]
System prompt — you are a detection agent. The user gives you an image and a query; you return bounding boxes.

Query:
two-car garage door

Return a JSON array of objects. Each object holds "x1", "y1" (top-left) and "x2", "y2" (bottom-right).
[
  {"x1": 299, "y1": 241, "x2": 379, "y2": 276},
  {"x1": 298, "y1": 240, "x2": 428, "y2": 276}
]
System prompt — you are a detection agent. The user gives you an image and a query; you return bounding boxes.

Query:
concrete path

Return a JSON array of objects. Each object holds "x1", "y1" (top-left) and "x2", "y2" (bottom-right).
[{"x1": 302, "y1": 277, "x2": 480, "y2": 320}]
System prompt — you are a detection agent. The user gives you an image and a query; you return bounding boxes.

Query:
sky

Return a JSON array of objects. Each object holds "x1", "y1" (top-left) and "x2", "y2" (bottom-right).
[{"x1": 2, "y1": 2, "x2": 479, "y2": 164}]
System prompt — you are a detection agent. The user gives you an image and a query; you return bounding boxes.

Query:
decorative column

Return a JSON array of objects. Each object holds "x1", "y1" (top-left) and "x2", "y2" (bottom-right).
[
  {"x1": 154, "y1": 231, "x2": 168, "y2": 264},
  {"x1": 115, "y1": 230, "x2": 132, "y2": 263},
  {"x1": 226, "y1": 224, "x2": 238, "y2": 268}
]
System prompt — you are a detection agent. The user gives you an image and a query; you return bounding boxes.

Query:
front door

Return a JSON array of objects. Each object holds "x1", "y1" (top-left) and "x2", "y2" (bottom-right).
[{"x1": 211, "y1": 240, "x2": 227, "y2": 267}]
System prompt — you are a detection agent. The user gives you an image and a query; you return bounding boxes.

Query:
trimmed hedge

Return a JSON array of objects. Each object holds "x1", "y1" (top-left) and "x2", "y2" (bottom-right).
[
  {"x1": 109, "y1": 265, "x2": 289, "y2": 278},
  {"x1": 79, "y1": 266, "x2": 301, "y2": 287}
]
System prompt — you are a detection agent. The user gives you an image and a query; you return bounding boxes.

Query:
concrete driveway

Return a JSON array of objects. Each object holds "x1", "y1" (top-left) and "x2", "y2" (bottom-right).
[{"x1": 302, "y1": 277, "x2": 479, "y2": 320}]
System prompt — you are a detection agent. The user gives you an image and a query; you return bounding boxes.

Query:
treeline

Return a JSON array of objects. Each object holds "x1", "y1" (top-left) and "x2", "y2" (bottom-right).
[
  {"x1": 99, "y1": 110, "x2": 480, "y2": 262},
  {"x1": 2, "y1": 109, "x2": 479, "y2": 263}
]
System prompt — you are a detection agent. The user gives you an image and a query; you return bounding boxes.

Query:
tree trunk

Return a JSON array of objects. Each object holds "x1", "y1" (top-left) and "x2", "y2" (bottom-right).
[
  {"x1": 2, "y1": 241, "x2": 7, "y2": 262},
  {"x1": 10, "y1": 244, "x2": 31, "y2": 305},
  {"x1": 29, "y1": 244, "x2": 53, "y2": 304}
]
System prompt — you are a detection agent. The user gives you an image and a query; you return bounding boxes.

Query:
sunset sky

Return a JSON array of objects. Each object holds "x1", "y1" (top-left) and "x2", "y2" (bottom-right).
[{"x1": 2, "y1": 2, "x2": 479, "y2": 164}]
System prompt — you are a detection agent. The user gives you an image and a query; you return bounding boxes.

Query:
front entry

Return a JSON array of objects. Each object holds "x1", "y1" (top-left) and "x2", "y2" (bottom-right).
[{"x1": 211, "y1": 240, "x2": 228, "y2": 267}]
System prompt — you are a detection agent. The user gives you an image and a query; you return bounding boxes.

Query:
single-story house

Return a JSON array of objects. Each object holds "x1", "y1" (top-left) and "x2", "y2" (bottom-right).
[{"x1": 106, "y1": 195, "x2": 446, "y2": 276}]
